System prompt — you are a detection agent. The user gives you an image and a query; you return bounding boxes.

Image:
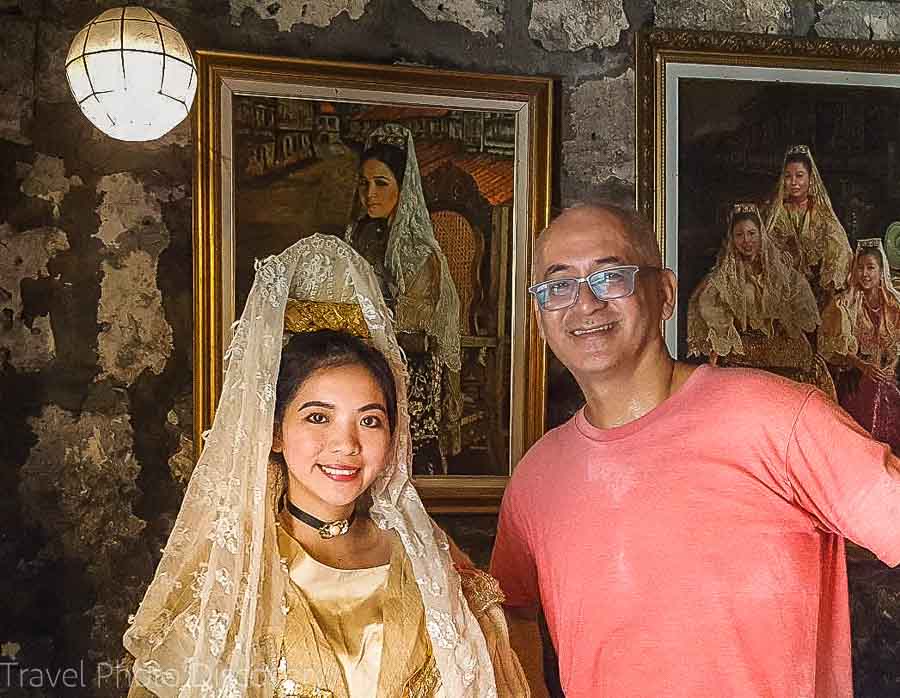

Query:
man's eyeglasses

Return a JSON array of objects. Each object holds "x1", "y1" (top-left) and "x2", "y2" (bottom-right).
[{"x1": 528, "y1": 265, "x2": 660, "y2": 311}]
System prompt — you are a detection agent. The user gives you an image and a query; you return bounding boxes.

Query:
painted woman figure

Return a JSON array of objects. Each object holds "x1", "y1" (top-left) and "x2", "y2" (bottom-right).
[
  {"x1": 820, "y1": 239, "x2": 900, "y2": 454},
  {"x1": 688, "y1": 203, "x2": 832, "y2": 394},
  {"x1": 764, "y1": 144, "x2": 852, "y2": 299},
  {"x1": 346, "y1": 123, "x2": 462, "y2": 474},
  {"x1": 123, "y1": 235, "x2": 527, "y2": 697}
]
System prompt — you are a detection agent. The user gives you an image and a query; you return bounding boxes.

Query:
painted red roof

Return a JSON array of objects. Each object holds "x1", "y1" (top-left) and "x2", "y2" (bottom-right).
[
  {"x1": 453, "y1": 154, "x2": 514, "y2": 206},
  {"x1": 414, "y1": 140, "x2": 513, "y2": 206},
  {"x1": 415, "y1": 141, "x2": 463, "y2": 176}
]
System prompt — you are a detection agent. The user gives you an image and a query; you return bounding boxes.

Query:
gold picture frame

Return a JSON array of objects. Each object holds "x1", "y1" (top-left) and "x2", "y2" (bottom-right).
[
  {"x1": 193, "y1": 49, "x2": 553, "y2": 512},
  {"x1": 636, "y1": 29, "x2": 900, "y2": 358}
]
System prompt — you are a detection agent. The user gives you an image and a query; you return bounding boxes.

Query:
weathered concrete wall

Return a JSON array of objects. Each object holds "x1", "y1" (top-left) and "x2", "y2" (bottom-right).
[{"x1": 1, "y1": 0, "x2": 899, "y2": 695}]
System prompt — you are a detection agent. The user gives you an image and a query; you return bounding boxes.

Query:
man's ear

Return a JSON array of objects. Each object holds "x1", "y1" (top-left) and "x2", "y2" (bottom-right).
[
  {"x1": 659, "y1": 268, "x2": 677, "y2": 321},
  {"x1": 533, "y1": 299, "x2": 546, "y2": 340}
]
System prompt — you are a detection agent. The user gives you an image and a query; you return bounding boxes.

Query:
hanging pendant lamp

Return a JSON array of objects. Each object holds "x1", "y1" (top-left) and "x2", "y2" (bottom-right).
[{"x1": 65, "y1": 6, "x2": 197, "y2": 141}]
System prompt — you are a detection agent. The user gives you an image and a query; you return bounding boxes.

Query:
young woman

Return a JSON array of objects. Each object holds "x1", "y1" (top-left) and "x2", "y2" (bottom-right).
[
  {"x1": 346, "y1": 123, "x2": 462, "y2": 475},
  {"x1": 687, "y1": 203, "x2": 831, "y2": 393},
  {"x1": 820, "y1": 239, "x2": 900, "y2": 454},
  {"x1": 124, "y1": 235, "x2": 527, "y2": 697},
  {"x1": 763, "y1": 144, "x2": 852, "y2": 299}
]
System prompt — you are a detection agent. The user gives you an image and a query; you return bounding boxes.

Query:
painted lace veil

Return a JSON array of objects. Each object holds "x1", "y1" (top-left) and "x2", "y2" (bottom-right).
[
  {"x1": 764, "y1": 144, "x2": 852, "y2": 289},
  {"x1": 123, "y1": 234, "x2": 495, "y2": 697},
  {"x1": 834, "y1": 238, "x2": 900, "y2": 335},
  {"x1": 849, "y1": 238, "x2": 900, "y2": 306},
  {"x1": 687, "y1": 203, "x2": 819, "y2": 357},
  {"x1": 353, "y1": 123, "x2": 462, "y2": 373}
]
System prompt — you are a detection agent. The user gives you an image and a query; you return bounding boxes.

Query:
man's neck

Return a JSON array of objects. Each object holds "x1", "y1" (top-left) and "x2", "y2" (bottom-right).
[{"x1": 577, "y1": 346, "x2": 690, "y2": 429}]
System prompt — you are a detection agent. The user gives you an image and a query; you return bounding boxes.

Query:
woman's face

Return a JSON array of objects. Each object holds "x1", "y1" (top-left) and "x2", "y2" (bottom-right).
[
  {"x1": 732, "y1": 218, "x2": 762, "y2": 262},
  {"x1": 274, "y1": 363, "x2": 391, "y2": 516},
  {"x1": 358, "y1": 159, "x2": 400, "y2": 220},
  {"x1": 855, "y1": 253, "x2": 882, "y2": 292},
  {"x1": 783, "y1": 161, "x2": 811, "y2": 204}
]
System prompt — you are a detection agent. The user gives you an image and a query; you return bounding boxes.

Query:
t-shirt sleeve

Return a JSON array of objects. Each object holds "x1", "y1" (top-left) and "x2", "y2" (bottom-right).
[
  {"x1": 784, "y1": 389, "x2": 900, "y2": 567},
  {"x1": 489, "y1": 483, "x2": 541, "y2": 609}
]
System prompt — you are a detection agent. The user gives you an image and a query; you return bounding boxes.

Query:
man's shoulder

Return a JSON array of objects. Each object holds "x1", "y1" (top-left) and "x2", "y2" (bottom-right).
[
  {"x1": 698, "y1": 365, "x2": 815, "y2": 411},
  {"x1": 509, "y1": 414, "x2": 580, "y2": 485}
]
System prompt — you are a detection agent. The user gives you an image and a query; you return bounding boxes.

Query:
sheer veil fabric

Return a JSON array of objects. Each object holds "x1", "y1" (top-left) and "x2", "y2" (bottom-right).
[
  {"x1": 820, "y1": 238, "x2": 900, "y2": 361},
  {"x1": 764, "y1": 145, "x2": 852, "y2": 291},
  {"x1": 687, "y1": 203, "x2": 820, "y2": 358},
  {"x1": 123, "y1": 235, "x2": 497, "y2": 697},
  {"x1": 349, "y1": 123, "x2": 462, "y2": 373}
]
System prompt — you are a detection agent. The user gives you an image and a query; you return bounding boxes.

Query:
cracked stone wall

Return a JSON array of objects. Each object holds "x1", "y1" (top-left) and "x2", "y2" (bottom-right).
[
  {"x1": 655, "y1": 0, "x2": 796, "y2": 33},
  {"x1": 2, "y1": 0, "x2": 899, "y2": 696}
]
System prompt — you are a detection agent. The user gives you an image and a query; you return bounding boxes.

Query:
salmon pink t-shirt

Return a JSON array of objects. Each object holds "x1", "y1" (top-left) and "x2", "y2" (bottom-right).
[{"x1": 491, "y1": 366, "x2": 900, "y2": 698}]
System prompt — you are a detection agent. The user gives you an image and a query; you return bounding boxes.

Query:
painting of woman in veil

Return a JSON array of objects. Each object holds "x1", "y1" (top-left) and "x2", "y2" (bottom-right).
[{"x1": 193, "y1": 51, "x2": 552, "y2": 510}]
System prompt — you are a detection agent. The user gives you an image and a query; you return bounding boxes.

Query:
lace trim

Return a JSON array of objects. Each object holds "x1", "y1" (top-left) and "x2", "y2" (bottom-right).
[{"x1": 457, "y1": 568, "x2": 506, "y2": 616}]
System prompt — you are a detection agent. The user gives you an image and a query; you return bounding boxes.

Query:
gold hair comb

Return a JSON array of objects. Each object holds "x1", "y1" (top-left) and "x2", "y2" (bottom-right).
[
  {"x1": 283, "y1": 299, "x2": 370, "y2": 338},
  {"x1": 786, "y1": 144, "x2": 811, "y2": 156}
]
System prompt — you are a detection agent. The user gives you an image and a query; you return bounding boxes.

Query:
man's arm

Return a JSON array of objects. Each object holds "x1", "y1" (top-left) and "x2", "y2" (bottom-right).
[
  {"x1": 786, "y1": 390, "x2": 900, "y2": 566},
  {"x1": 504, "y1": 605, "x2": 549, "y2": 698}
]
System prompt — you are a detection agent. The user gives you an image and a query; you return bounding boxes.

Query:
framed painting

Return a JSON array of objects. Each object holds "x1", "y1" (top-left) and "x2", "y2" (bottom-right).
[
  {"x1": 193, "y1": 50, "x2": 553, "y2": 512},
  {"x1": 636, "y1": 30, "x2": 900, "y2": 455}
]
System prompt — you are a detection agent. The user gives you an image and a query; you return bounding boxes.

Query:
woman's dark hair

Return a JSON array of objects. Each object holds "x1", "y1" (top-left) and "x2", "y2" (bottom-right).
[
  {"x1": 274, "y1": 329, "x2": 398, "y2": 436},
  {"x1": 784, "y1": 152, "x2": 813, "y2": 174},
  {"x1": 730, "y1": 210, "x2": 762, "y2": 234},
  {"x1": 856, "y1": 249, "x2": 884, "y2": 270},
  {"x1": 360, "y1": 143, "x2": 407, "y2": 188}
]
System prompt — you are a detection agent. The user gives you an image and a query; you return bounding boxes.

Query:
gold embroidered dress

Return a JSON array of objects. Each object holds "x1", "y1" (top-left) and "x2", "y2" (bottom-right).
[
  {"x1": 274, "y1": 525, "x2": 442, "y2": 697},
  {"x1": 819, "y1": 239, "x2": 900, "y2": 453},
  {"x1": 764, "y1": 145, "x2": 852, "y2": 295},
  {"x1": 688, "y1": 204, "x2": 833, "y2": 396}
]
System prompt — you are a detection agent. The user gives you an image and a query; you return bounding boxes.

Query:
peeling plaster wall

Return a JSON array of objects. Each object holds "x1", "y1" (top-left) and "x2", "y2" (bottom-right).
[
  {"x1": 817, "y1": 0, "x2": 900, "y2": 39},
  {"x1": 230, "y1": 0, "x2": 371, "y2": 30},
  {"x1": 411, "y1": 0, "x2": 506, "y2": 36},
  {"x1": 529, "y1": 0, "x2": 628, "y2": 51},
  {"x1": 563, "y1": 69, "x2": 635, "y2": 203},
  {"x1": 0, "y1": 224, "x2": 69, "y2": 371},
  {"x1": 2, "y1": 0, "x2": 900, "y2": 695},
  {"x1": 96, "y1": 250, "x2": 173, "y2": 385}
]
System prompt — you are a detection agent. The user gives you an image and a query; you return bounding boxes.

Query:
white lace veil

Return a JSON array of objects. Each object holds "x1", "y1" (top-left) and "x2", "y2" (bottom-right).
[
  {"x1": 123, "y1": 234, "x2": 495, "y2": 697},
  {"x1": 353, "y1": 123, "x2": 462, "y2": 372}
]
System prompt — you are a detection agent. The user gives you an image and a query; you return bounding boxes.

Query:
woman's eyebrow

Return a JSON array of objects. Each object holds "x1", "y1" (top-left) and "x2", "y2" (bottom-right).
[
  {"x1": 358, "y1": 403, "x2": 387, "y2": 413},
  {"x1": 298, "y1": 400, "x2": 334, "y2": 410}
]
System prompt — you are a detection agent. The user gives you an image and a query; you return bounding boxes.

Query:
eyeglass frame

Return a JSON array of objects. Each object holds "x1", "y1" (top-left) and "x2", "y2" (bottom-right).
[{"x1": 527, "y1": 265, "x2": 663, "y2": 311}]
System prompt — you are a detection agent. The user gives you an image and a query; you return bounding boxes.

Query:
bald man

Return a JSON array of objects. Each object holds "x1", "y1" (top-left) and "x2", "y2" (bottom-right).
[{"x1": 490, "y1": 204, "x2": 900, "y2": 698}]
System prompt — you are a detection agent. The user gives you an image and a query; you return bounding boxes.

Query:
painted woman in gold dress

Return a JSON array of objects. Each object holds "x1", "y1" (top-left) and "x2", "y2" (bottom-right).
[
  {"x1": 123, "y1": 235, "x2": 527, "y2": 697},
  {"x1": 820, "y1": 239, "x2": 900, "y2": 454},
  {"x1": 688, "y1": 203, "x2": 833, "y2": 394},
  {"x1": 345, "y1": 124, "x2": 462, "y2": 475},
  {"x1": 763, "y1": 144, "x2": 852, "y2": 300}
]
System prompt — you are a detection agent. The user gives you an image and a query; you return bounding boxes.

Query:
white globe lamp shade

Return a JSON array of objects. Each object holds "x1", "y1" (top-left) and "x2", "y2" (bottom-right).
[{"x1": 65, "y1": 6, "x2": 197, "y2": 141}]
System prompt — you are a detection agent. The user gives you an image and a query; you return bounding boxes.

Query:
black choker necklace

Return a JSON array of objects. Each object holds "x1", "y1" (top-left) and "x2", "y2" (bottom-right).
[{"x1": 283, "y1": 495, "x2": 356, "y2": 539}]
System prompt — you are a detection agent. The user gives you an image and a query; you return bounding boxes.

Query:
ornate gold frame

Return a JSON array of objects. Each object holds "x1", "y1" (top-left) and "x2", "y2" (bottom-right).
[
  {"x1": 635, "y1": 29, "x2": 900, "y2": 351},
  {"x1": 193, "y1": 49, "x2": 553, "y2": 512}
]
